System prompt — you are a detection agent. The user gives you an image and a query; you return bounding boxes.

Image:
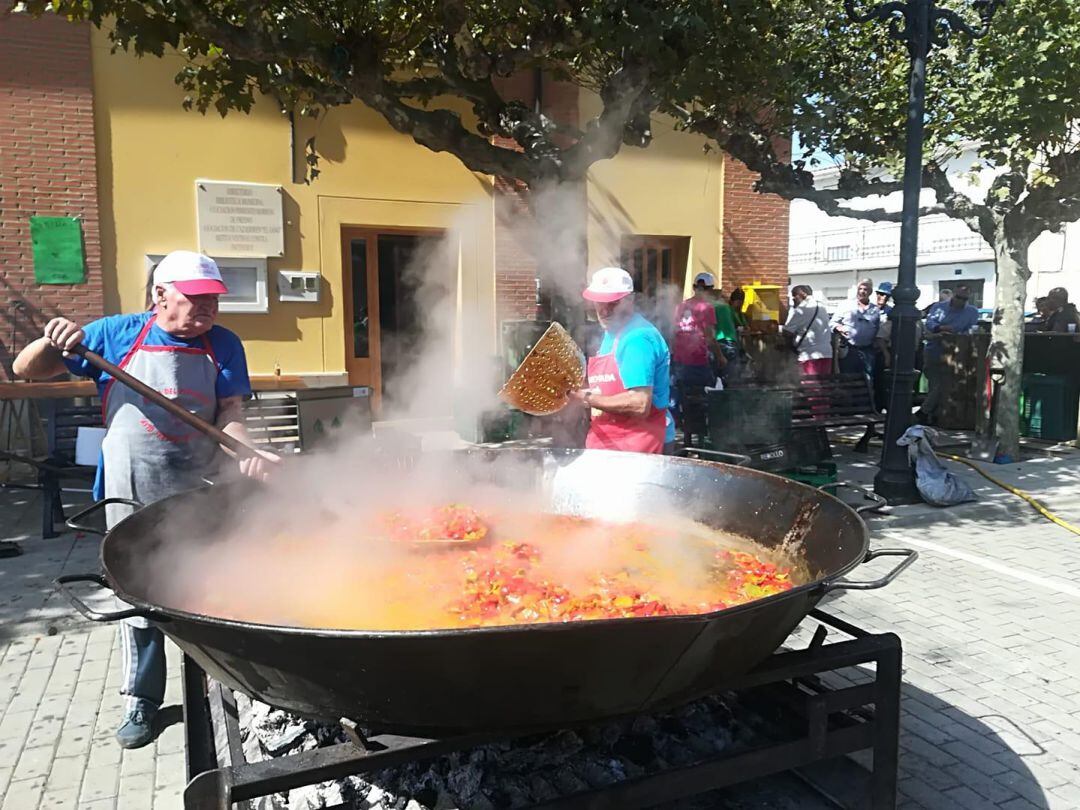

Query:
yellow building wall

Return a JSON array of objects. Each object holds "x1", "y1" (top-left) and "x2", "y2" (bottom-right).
[
  {"x1": 89, "y1": 30, "x2": 495, "y2": 381},
  {"x1": 89, "y1": 33, "x2": 722, "y2": 383},
  {"x1": 582, "y1": 95, "x2": 724, "y2": 296}
]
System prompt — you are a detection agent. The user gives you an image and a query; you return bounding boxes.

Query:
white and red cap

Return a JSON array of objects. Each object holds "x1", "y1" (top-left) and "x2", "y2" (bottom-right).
[
  {"x1": 582, "y1": 267, "x2": 635, "y2": 303},
  {"x1": 153, "y1": 250, "x2": 229, "y2": 297}
]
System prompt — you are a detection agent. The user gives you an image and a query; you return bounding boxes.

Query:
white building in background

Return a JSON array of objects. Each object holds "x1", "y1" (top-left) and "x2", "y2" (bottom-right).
[{"x1": 788, "y1": 153, "x2": 1080, "y2": 312}]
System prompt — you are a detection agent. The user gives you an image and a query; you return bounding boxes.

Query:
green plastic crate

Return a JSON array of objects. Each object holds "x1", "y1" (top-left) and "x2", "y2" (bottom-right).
[
  {"x1": 783, "y1": 462, "x2": 838, "y2": 487},
  {"x1": 1020, "y1": 374, "x2": 1078, "y2": 441}
]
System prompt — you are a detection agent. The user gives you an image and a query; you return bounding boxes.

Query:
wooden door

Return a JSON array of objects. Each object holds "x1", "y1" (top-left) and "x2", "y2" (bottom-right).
[
  {"x1": 340, "y1": 227, "x2": 451, "y2": 417},
  {"x1": 341, "y1": 230, "x2": 382, "y2": 408}
]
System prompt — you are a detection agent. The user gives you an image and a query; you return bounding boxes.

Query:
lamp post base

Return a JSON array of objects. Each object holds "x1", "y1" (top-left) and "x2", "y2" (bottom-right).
[{"x1": 873, "y1": 465, "x2": 922, "y2": 505}]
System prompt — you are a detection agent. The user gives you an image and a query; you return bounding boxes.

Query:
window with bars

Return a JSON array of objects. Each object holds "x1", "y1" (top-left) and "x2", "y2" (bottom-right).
[
  {"x1": 619, "y1": 236, "x2": 690, "y2": 297},
  {"x1": 825, "y1": 244, "x2": 853, "y2": 263},
  {"x1": 619, "y1": 235, "x2": 690, "y2": 340}
]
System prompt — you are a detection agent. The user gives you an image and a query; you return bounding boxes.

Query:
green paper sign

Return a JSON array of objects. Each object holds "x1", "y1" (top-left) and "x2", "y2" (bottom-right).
[{"x1": 30, "y1": 216, "x2": 86, "y2": 285}]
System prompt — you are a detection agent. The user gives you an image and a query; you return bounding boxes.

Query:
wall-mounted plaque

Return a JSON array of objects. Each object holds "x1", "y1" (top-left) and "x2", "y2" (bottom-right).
[{"x1": 196, "y1": 180, "x2": 284, "y2": 258}]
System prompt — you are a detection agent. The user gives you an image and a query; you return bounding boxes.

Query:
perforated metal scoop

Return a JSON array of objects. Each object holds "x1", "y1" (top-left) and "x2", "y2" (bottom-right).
[{"x1": 498, "y1": 322, "x2": 586, "y2": 416}]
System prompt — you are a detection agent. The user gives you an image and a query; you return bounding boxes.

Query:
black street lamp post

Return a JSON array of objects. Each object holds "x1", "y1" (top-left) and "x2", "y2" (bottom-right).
[{"x1": 844, "y1": 0, "x2": 1004, "y2": 504}]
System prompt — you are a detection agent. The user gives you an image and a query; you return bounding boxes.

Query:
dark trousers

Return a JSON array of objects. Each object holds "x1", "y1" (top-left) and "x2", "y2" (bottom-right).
[
  {"x1": 840, "y1": 345, "x2": 876, "y2": 381},
  {"x1": 671, "y1": 362, "x2": 715, "y2": 422}
]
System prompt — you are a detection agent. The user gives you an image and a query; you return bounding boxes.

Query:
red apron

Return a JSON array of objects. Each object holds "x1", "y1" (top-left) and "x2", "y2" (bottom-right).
[{"x1": 584, "y1": 341, "x2": 667, "y2": 454}]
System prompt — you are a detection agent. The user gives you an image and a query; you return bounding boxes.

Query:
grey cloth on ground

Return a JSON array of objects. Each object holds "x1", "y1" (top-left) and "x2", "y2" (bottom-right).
[{"x1": 896, "y1": 425, "x2": 977, "y2": 506}]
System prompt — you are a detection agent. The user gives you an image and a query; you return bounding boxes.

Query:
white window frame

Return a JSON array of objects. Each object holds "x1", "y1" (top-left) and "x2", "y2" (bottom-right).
[{"x1": 145, "y1": 254, "x2": 269, "y2": 313}]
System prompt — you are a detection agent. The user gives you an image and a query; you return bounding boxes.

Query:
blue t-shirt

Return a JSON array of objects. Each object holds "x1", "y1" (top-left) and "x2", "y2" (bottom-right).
[
  {"x1": 64, "y1": 312, "x2": 252, "y2": 400},
  {"x1": 63, "y1": 312, "x2": 252, "y2": 497},
  {"x1": 597, "y1": 313, "x2": 675, "y2": 443},
  {"x1": 924, "y1": 301, "x2": 980, "y2": 359}
]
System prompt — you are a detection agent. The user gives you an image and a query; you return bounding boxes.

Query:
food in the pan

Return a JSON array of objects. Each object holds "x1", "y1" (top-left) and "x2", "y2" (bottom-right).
[{"x1": 177, "y1": 508, "x2": 802, "y2": 631}]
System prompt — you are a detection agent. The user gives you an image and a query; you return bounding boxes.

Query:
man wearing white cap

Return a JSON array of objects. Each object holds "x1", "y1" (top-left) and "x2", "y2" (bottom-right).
[
  {"x1": 14, "y1": 250, "x2": 275, "y2": 749},
  {"x1": 569, "y1": 267, "x2": 673, "y2": 454}
]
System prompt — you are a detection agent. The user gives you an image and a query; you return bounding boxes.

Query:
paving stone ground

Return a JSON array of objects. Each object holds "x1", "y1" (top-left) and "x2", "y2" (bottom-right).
[
  {"x1": 0, "y1": 487, "x2": 187, "y2": 810},
  {"x1": 806, "y1": 438, "x2": 1080, "y2": 810},
  {"x1": 0, "y1": 436, "x2": 1077, "y2": 809}
]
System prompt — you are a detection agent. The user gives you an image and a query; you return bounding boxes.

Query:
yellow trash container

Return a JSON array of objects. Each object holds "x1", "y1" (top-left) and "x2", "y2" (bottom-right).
[{"x1": 741, "y1": 284, "x2": 784, "y2": 322}]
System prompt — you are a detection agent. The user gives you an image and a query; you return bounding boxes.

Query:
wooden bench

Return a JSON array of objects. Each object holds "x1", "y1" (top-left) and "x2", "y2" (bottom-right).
[{"x1": 791, "y1": 373, "x2": 885, "y2": 453}]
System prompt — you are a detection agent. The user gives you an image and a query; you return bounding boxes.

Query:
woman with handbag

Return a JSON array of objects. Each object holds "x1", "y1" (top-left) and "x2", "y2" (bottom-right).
[{"x1": 783, "y1": 285, "x2": 833, "y2": 376}]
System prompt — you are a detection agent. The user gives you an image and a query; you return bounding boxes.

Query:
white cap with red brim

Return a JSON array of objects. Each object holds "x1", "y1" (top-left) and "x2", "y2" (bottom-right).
[
  {"x1": 582, "y1": 266, "x2": 635, "y2": 303},
  {"x1": 153, "y1": 250, "x2": 229, "y2": 297}
]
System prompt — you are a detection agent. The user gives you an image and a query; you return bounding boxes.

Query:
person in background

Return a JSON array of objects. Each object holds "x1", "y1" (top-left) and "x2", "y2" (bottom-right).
[
  {"x1": 872, "y1": 281, "x2": 895, "y2": 406},
  {"x1": 671, "y1": 272, "x2": 721, "y2": 421},
  {"x1": 728, "y1": 288, "x2": 750, "y2": 331},
  {"x1": 1038, "y1": 287, "x2": 1080, "y2": 333},
  {"x1": 915, "y1": 283, "x2": 980, "y2": 425},
  {"x1": 874, "y1": 306, "x2": 925, "y2": 411},
  {"x1": 783, "y1": 285, "x2": 833, "y2": 376},
  {"x1": 923, "y1": 287, "x2": 952, "y2": 317},
  {"x1": 875, "y1": 281, "x2": 894, "y2": 317},
  {"x1": 1026, "y1": 296, "x2": 1053, "y2": 332},
  {"x1": 712, "y1": 287, "x2": 741, "y2": 380},
  {"x1": 570, "y1": 267, "x2": 672, "y2": 454},
  {"x1": 831, "y1": 278, "x2": 881, "y2": 380},
  {"x1": 13, "y1": 250, "x2": 278, "y2": 749}
]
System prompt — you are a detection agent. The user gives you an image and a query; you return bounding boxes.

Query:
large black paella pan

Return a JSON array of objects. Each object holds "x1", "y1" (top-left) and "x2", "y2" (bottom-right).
[{"x1": 57, "y1": 448, "x2": 914, "y2": 735}]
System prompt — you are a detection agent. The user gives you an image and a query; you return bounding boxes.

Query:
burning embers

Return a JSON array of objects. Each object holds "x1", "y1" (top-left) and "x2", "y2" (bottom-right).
[{"x1": 234, "y1": 692, "x2": 740, "y2": 809}]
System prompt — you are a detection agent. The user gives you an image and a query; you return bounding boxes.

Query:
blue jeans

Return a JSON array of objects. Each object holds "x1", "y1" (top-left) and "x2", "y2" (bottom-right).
[{"x1": 120, "y1": 622, "x2": 166, "y2": 709}]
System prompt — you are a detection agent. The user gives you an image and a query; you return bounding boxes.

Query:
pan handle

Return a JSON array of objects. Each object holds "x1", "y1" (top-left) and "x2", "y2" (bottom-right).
[
  {"x1": 821, "y1": 548, "x2": 918, "y2": 593},
  {"x1": 679, "y1": 448, "x2": 752, "y2": 466},
  {"x1": 65, "y1": 498, "x2": 143, "y2": 536},
  {"x1": 819, "y1": 482, "x2": 887, "y2": 515},
  {"x1": 54, "y1": 573, "x2": 164, "y2": 623}
]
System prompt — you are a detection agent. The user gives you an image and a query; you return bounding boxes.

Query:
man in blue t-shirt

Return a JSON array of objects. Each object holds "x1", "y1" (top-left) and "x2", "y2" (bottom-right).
[
  {"x1": 13, "y1": 250, "x2": 276, "y2": 750},
  {"x1": 916, "y1": 283, "x2": 981, "y2": 425},
  {"x1": 570, "y1": 267, "x2": 673, "y2": 454}
]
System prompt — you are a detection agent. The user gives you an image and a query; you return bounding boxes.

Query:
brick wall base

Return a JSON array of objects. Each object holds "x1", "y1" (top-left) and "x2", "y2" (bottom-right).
[
  {"x1": 721, "y1": 152, "x2": 791, "y2": 294},
  {"x1": 0, "y1": 14, "x2": 103, "y2": 379}
]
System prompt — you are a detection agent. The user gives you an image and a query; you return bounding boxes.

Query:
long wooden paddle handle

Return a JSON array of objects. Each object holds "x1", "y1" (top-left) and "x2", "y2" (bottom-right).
[{"x1": 71, "y1": 344, "x2": 260, "y2": 460}]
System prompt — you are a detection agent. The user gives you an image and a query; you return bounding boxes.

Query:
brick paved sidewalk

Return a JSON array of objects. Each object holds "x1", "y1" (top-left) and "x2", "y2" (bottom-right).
[
  {"x1": 0, "y1": 441, "x2": 1078, "y2": 809},
  {"x1": 813, "y1": 442, "x2": 1080, "y2": 810},
  {"x1": 0, "y1": 488, "x2": 186, "y2": 810}
]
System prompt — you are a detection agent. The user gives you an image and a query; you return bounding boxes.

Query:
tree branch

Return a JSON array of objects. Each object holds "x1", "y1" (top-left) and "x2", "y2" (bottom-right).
[
  {"x1": 1014, "y1": 149, "x2": 1080, "y2": 237},
  {"x1": 561, "y1": 61, "x2": 654, "y2": 181},
  {"x1": 831, "y1": 170, "x2": 906, "y2": 199},
  {"x1": 922, "y1": 161, "x2": 995, "y2": 241},
  {"x1": 166, "y1": 0, "x2": 539, "y2": 181}
]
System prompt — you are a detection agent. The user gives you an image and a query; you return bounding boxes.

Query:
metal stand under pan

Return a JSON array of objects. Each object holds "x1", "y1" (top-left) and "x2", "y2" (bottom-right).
[{"x1": 182, "y1": 610, "x2": 902, "y2": 810}]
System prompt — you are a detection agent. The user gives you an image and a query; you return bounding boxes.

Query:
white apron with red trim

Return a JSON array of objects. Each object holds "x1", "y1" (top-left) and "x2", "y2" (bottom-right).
[
  {"x1": 584, "y1": 340, "x2": 666, "y2": 454},
  {"x1": 101, "y1": 314, "x2": 221, "y2": 533}
]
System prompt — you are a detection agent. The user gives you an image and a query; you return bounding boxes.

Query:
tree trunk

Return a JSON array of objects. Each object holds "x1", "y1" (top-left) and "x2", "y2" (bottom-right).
[{"x1": 985, "y1": 224, "x2": 1032, "y2": 460}]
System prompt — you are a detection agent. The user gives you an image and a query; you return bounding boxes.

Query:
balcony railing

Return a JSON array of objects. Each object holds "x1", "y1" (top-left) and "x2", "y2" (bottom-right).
[{"x1": 790, "y1": 216, "x2": 991, "y2": 272}]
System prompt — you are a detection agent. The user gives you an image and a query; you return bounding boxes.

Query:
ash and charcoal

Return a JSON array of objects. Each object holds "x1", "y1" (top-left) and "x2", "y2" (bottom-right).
[{"x1": 234, "y1": 691, "x2": 742, "y2": 810}]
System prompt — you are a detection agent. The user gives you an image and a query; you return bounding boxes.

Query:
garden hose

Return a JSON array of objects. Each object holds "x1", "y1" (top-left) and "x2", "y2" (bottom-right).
[
  {"x1": 936, "y1": 451, "x2": 1080, "y2": 538},
  {"x1": 833, "y1": 436, "x2": 1080, "y2": 538}
]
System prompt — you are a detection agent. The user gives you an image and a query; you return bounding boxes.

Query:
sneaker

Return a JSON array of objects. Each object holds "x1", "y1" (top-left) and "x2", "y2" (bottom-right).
[{"x1": 115, "y1": 699, "x2": 157, "y2": 749}]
